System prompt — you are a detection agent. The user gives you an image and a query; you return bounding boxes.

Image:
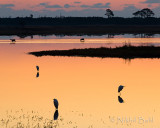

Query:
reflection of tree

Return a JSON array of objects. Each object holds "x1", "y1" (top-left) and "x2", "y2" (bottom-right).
[
  {"x1": 30, "y1": 35, "x2": 33, "y2": 39},
  {"x1": 133, "y1": 33, "x2": 155, "y2": 38},
  {"x1": 17, "y1": 35, "x2": 28, "y2": 39},
  {"x1": 144, "y1": 33, "x2": 154, "y2": 38},
  {"x1": 107, "y1": 34, "x2": 114, "y2": 38}
]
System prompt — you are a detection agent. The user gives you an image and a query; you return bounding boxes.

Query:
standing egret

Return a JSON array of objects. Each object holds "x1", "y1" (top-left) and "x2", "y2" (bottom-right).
[
  {"x1": 118, "y1": 85, "x2": 124, "y2": 93},
  {"x1": 53, "y1": 99, "x2": 59, "y2": 109},
  {"x1": 36, "y1": 66, "x2": 39, "y2": 72}
]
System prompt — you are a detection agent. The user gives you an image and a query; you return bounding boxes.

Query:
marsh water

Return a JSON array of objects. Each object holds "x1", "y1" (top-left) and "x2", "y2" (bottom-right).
[{"x1": 0, "y1": 36, "x2": 160, "y2": 127}]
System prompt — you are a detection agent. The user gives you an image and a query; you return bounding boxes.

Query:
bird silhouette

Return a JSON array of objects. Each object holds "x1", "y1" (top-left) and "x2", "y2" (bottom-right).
[
  {"x1": 118, "y1": 85, "x2": 124, "y2": 93},
  {"x1": 118, "y1": 96, "x2": 124, "y2": 103},
  {"x1": 36, "y1": 66, "x2": 39, "y2": 72},
  {"x1": 80, "y1": 38, "x2": 85, "y2": 42},
  {"x1": 53, "y1": 110, "x2": 59, "y2": 120},
  {"x1": 10, "y1": 39, "x2": 16, "y2": 44},
  {"x1": 53, "y1": 99, "x2": 59, "y2": 109}
]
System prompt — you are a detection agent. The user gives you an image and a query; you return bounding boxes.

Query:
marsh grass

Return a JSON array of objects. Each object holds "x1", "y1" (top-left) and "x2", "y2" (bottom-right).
[
  {"x1": 0, "y1": 109, "x2": 110, "y2": 128},
  {"x1": 29, "y1": 44, "x2": 160, "y2": 59},
  {"x1": 0, "y1": 109, "x2": 62, "y2": 128}
]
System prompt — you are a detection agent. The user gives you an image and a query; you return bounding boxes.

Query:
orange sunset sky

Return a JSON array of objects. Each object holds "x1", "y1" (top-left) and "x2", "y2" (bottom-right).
[{"x1": 0, "y1": 0, "x2": 160, "y2": 17}]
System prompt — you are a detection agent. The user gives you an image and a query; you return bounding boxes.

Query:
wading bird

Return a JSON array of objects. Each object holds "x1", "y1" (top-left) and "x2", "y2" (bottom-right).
[
  {"x1": 10, "y1": 39, "x2": 16, "y2": 42},
  {"x1": 10, "y1": 39, "x2": 16, "y2": 44},
  {"x1": 53, "y1": 99, "x2": 59, "y2": 109},
  {"x1": 80, "y1": 38, "x2": 85, "y2": 42},
  {"x1": 118, "y1": 85, "x2": 124, "y2": 93}
]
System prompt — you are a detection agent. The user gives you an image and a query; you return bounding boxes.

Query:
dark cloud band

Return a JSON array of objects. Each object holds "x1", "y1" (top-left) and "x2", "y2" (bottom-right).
[
  {"x1": 81, "y1": 3, "x2": 110, "y2": 8},
  {"x1": 143, "y1": 0, "x2": 160, "y2": 3},
  {"x1": 0, "y1": 4, "x2": 14, "y2": 8}
]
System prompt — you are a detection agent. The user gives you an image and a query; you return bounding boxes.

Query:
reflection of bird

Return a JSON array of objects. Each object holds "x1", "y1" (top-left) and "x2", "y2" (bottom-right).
[
  {"x1": 36, "y1": 66, "x2": 39, "y2": 72},
  {"x1": 53, "y1": 99, "x2": 59, "y2": 109},
  {"x1": 54, "y1": 110, "x2": 59, "y2": 120},
  {"x1": 36, "y1": 72, "x2": 39, "y2": 78},
  {"x1": 118, "y1": 96, "x2": 124, "y2": 103},
  {"x1": 118, "y1": 85, "x2": 124, "y2": 93}
]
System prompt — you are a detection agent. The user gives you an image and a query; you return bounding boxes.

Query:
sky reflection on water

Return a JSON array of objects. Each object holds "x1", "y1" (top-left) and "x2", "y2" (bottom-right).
[
  {"x1": 1, "y1": 33, "x2": 160, "y2": 40},
  {"x1": 0, "y1": 41, "x2": 160, "y2": 127}
]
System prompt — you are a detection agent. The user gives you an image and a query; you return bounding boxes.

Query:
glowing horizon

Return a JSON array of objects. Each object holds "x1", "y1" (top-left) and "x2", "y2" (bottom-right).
[
  {"x1": 0, "y1": 0, "x2": 158, "y2": 10},
  {"x1": 0, "y1": 0, "x2": 160, "y2": 17}
]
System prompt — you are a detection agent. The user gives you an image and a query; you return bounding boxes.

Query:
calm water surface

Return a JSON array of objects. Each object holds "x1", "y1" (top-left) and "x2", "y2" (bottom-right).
[{"x1": 0, "y1": 39, "x2": 160, "y2": 127}]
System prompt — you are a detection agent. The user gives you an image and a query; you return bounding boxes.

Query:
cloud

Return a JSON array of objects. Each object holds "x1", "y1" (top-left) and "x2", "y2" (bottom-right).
[
  {"x1": 39, "y1": 3, "x2": 62, "y2": 8},
  {"x1": 114, "y1": 5, "x2": 139, "y2": 17},
  {"x1": 0, "y1": 3, "x2": 160, "y2": 18},
  {"x1": 124, "y1": 4, "x2": 135, "y2": 7},
  {"x1": 47, "y1": 5, "x2": 62, "y2": 8},
  {"x1": 0, "y1": 7, "x2": 106, "y2": 17},
  {"x1": 64, "y1": 4, "x2": 75, "y2": 8},
  {"x1": 81, "y1": 5, "x2": 90, "y2": 8},
  {"x1": 39, "y1": 3, "x2": 47, "y2": 6},
  {"x1": 91, "y1": 3, "x2": 110, "y2": 8},
  {"x1": 0, "y1": 4, "x2": 14, "y2": 8},
  {"x1": 81, "y1": 3, "x2": 110, "y2": 8},
  {"x1": 143, "y1": 0, "x2": 160, "y2": 3},
  {"x1": 40, "y1": 3, "x2": 75, "y2": 9},
  {"x1": 74, "y1": 2, "x2": 81, "y2": 4},
  {"x1": 0, "y1": 7, "x2": 35, "y2": 17}
]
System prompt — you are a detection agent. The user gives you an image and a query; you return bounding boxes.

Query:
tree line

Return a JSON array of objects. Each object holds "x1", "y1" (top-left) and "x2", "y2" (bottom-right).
[
  {"x1": 0, "y1": 8, "x2": 159, "y2": 26},
  {"x1": 105, "y1": 8, "x2": 155, "y2": 18},
  {"x1": 0, "y1": 16, "x2": 160, "y2": 26}
]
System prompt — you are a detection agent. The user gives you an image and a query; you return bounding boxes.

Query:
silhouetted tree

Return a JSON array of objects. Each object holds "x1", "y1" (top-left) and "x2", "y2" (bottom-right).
[
  {"x1": 30, "y1": 14, "x2": 33, "y2": 18},
  {"x1": 133, "y1": 11, "x2": 142, "y2": 17},
  {"x1": 105, "y1": 9, "x2": 114, "y2": 18},
  {"x1": 141, "y1": 8, "x2": 154, "y2": 18},
  {"x1": 133, "y1": 8, "x2": 154, "y2": 18}
]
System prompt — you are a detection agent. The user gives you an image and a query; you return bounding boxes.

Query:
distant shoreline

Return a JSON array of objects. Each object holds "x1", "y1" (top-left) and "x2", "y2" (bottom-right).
[
  {"x1": 1, "y1": 25, "x2": 160, "y2": 35},
  {"x1": 29, "y1": 45, "x2": 160, "y2": 59}
]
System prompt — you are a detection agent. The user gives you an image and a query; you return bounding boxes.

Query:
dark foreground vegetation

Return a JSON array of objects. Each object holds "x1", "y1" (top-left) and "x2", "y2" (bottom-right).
[
  {"x1": 29, "y1": 45, "x2": 160, "y2": 59},
  {"x1": 0, "y1": 8, "x2": 160, "y2": 35},
  {"x1": 1, "y1": 17, "x2": 160, "y2": 35},
  {"x1": 1, "y1": 17, "x2": 160, "y2": 26}
]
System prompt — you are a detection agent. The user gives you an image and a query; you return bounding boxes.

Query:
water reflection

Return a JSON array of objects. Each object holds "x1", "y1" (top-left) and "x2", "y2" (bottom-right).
[
  {"x1": 1, "y1": 33, "x2": 160, "y2": 40},
  {"x1": 107, "y1": 34, "x2": 114, "y2": 38},
  {"x1": 133, "y1": 33, "x2": 155, "y2": 38},
  {"x1": 118, "y1": 85, "x2": 125, "y2": 103},
  {"x1": 118, "y1": 96, "x2": 124, "y2": 103},
  {"x1": 53, "y1": 110, "x2": 59, "y2": 120},
  {"x1": 0, "y1": 43, "x2": 160, "y2": 127},
  {"x1": 36, "y1": 72, "x2": 39, "y2": 78}
]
